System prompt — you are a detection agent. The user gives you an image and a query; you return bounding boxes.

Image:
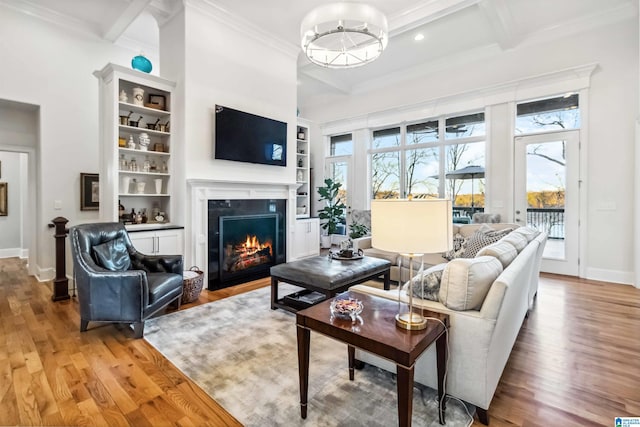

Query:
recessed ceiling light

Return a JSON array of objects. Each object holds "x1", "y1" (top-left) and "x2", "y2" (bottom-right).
[{"x1": 414, "y1": 33, "x2": 425, "y2": 41}]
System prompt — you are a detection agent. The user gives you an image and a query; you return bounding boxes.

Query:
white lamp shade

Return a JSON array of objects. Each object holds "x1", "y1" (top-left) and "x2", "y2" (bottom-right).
[{"x1": 371, "y1": 199, "x2": 453, "y2": 254}]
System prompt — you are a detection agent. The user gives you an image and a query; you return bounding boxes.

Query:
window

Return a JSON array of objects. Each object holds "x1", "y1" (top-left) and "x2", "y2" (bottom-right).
[
  {"x1": 330, "y1": 134, "x2": 353, "y2": 156},
  {"x1": 369, "y1": 112, "x2": 486, "y2": 211},
  {"x1": 515, "y1": 94, "x2": 580, "y2": 134}
]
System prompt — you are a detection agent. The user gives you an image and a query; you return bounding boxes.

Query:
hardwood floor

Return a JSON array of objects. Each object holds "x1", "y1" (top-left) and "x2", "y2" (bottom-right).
[{"x1": 1, "y1": 257, "x2": 639, "y2": 426}]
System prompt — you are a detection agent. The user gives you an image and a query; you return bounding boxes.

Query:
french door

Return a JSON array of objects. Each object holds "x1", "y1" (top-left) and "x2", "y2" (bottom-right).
[{"x1": 514, "y1": 130, "x2": 580, "y2": 276}]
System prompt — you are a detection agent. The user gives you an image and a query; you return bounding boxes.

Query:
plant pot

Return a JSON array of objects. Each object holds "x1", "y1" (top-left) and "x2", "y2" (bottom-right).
[
  {"x1": 331, "y1": 234, "x2": 349, "y2": 246},
  {"x1": 320, "y1": 235, "x2": 331, "y2": 249}
]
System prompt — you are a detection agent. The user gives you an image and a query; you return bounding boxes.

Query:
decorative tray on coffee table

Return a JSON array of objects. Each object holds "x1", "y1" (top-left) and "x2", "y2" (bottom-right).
[{"x1": 330, "y1": 252, "x2": 364, "y2": 261}]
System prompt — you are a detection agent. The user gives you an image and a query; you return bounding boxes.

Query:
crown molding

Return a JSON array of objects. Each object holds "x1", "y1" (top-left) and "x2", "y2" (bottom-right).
[{"x1": 184, "y1": 0, "x2": 300, "y2": 59}]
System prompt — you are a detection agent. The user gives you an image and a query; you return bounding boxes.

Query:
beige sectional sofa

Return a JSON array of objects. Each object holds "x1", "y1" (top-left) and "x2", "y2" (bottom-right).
[{"x1": 350, "y1": 224, "x2": 547, "y2": 424}]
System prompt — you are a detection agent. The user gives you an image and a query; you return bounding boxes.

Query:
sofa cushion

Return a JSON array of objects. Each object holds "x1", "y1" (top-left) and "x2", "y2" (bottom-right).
[
  {"x1": 92, "y1": 237, "x2": 131, "y2": 271},
  {"x1": 500, "y1": 232, "x2": 528, "y2": 252},
  {"x1": 363, "y1": 247, "x2": 398, "y2": 265},
  {"x1": 462, "y1": 225, "x2": 513, "y2": 258},
  {"x1": 402, "y1": 263, "x2": 447, "y2": 301},
  {"x1": 476, "y1": 241, "x2": 518, "y2": 268},
  {"x1": 443, "y1": 233, "x2": 467, "y2": 261},
  {"x1": 439, "y1": 256, "x2": 503, "y2": 311},
  {"x1": 511, "y1": 226, "x2": 540, "y2": 242}
]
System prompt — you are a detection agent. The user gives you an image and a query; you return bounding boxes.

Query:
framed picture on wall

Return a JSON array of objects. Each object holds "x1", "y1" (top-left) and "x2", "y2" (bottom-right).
[
  {"x1": 80, "y1": 173, "x2": 99, "y2": 211},
  {"x1": 0, "y1": 182, "x2": 7, "y2": 216}
]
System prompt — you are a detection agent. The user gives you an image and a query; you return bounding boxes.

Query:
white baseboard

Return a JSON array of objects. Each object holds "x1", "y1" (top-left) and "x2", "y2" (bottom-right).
[
  {"x1": 585, "y1": 267, "x2": 635, "y2": 286},
  {"x1": 20, "y1": 248, "x2": 28, "y2": 259},
  {"x1": 0, "y1": 248, "x2": 22, "y2": 258},
  {"x1": 36, "y1": 265, "x2": 55, "y2": 282}
]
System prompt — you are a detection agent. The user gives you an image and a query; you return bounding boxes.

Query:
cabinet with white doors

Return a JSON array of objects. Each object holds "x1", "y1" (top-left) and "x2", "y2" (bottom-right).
[
  {"x1": 127, "y1": 227, "x2": 184, "y2": 255},
  {"x1": 291, "y1": 218, "x2": 320, "y2": 260}
]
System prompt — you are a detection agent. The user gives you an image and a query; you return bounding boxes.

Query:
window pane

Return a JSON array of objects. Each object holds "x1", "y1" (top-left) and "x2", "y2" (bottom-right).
[
  {"x1": 372, "y1": 127, "x2": 401, "y2": 148},
  {"x1": 371, "y1": 151, "x2": 400, "y2": 199},
  {"x1": 515, "y1": 94, "x2": 580, "y2": 134},
  {"x1": 328, "y1": 161, "x2": 349, "y2": 208},
  {"x1": 445, "y1": 142, "x2": 486, "y2": 211},
  {"x1": 407, "y1": 120, "x2": 438, "y2": 144},
  {"x1": 330, "y1": 134, "x2": 353, "y2": 156},
  {"x1": 445, "y1": 112, "x2": 485, "y2": 139},
  {"x1": 405, "y1": 147, "x2": 439, "y2": 198}
]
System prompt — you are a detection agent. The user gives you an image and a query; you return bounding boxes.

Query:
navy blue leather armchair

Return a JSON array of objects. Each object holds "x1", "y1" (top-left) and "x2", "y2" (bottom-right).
[{"x1": 70, "y1": 222, "x2": 183, "y2": 338}]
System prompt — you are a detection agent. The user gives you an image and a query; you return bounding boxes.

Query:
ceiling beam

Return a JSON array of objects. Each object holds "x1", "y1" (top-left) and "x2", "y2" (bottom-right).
[
  {"x1": 388, "y1": 0, "x2": 481, "y2": 36},
  {"x1": 478, "y1": 0, "x2": 520, "y2": 50},
  {"x1": 102, "y1": 0, "x2": 153, "y2": 42}
]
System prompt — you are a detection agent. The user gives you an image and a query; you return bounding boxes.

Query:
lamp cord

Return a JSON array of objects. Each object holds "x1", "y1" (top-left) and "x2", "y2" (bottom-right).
[{"x1": 423, "y1": 316, "x2": 474, "y2": 427}]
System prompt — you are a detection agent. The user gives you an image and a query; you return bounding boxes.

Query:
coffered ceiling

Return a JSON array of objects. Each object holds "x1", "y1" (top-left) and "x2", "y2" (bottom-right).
[{"x1": 1, "y1": 0, "x2": 636, "y2": 102}]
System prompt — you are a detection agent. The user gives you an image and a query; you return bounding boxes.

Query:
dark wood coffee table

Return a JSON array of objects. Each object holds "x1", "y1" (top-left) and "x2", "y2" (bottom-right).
[
  {"x1": 296, "y1": 291, "x2": 449, "y2": 427},
  {"x1": 270, "y1": 255, "x2": 391, "y2": 312}
]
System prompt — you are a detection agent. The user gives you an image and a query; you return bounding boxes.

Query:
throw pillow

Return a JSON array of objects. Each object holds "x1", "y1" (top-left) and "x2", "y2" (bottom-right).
[
  {"x1": 476, "y1": 241, "x2": 518, "y2": 268},
  {"x1": 500, "y1": 232, "x2": 528, "y2": 252},
  {"x1": 402, "y1": 263, "x2": 447, "y2": 301},
  {"x1": 439, "y1": 256, "x2": 503, "y2": 311},
  {"x1": 443, "y1": 233, "x2": 467, "y2": 261},
  {"x1": 511, "y1": 226, "x2": 540, "y2": 242},
  {"x1": 462, "y1": 227, "x2": 513, "y2": 258},
  {"x1": 92, "y1": 237, "x2": 131, "y2": 271}
]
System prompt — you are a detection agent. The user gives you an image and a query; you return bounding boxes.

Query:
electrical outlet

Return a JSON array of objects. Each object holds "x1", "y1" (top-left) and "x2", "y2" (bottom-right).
[{"x1": 54, "y1": 200, "x2": 62, "y2": 210}]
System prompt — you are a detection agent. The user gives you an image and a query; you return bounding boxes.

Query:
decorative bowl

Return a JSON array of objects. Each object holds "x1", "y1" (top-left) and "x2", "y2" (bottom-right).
[{"x1": 330, "y1": 298, "x2": 363, "y2": 322}]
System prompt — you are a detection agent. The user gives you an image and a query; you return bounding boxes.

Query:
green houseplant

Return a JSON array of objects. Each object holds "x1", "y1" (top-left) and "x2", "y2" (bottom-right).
[
  {"x1": 317, "y1": 178, "x2": 346, "y2": 237},
  {"x1": 348, "y1": 222, "x2": 369, "y2": 239}
]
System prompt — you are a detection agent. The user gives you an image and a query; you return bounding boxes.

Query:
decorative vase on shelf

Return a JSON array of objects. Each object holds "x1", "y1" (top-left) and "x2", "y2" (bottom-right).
[
  {"x1": 136, "y1": 181, "x2": 146, "y2": 194},
  {"x1": 138, "y1": 132, "x2": 150, "y2": 151},
  {"x1": 120, "y1": 177, "x2": 131, "y2": 194},
  {"x1": 131, "y1": 54, "x2": 152, "y2": 73},
  {"x1": 119, "y1": 90, "x2": 128, "y2": 102},
  {"x1": 154, "y1": 179, "x2": 162, "y2": 194},
  {"x1": 132, "y1": 88, "x2": 144, "y2": 106}
]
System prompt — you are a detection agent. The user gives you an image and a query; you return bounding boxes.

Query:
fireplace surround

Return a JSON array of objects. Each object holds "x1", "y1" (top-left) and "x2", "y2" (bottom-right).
[
  {"x1": 208, "y1": 199, "x2": 286, "y2": 289},
  {"x1": 187, "y1": 179, "x2": 298, "y2": 291}
]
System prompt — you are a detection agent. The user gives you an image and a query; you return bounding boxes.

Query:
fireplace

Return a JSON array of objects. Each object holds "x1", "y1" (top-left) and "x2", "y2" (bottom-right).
[
  {"x1": 219, "y1": 214, "x2": 277, "y2": 284},
  {"x1": 208, "y1": 199, "x2": 286, "y2": 290}
]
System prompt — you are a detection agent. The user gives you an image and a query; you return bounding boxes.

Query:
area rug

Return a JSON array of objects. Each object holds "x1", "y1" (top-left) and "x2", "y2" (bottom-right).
[{"x1": 144, "y1": 284, "x2": 473, "y2": 426}]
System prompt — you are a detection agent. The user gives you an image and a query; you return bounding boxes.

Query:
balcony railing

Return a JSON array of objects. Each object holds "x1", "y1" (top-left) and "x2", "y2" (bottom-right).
[
  {"x1": 526, "y1": 208, "x2": 564, "y2": 240},
  {"x1": 452, "y1": 207, "x2": 565, "y2": 239}
]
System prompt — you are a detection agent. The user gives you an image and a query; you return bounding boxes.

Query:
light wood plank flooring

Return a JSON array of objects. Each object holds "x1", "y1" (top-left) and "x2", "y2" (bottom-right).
[{"x1": 0, "y1": 257, "x2": 639, "y2": 426}]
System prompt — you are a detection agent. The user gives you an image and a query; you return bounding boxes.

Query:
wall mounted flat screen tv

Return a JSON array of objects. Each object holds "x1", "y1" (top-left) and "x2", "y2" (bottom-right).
[{"x1": 214, "y1": 105, "x2": 287, "y2": 167}]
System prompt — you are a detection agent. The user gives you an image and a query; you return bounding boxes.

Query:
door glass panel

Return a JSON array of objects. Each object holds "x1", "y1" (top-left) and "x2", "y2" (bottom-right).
[
  {"x1": 371, "y1": 151, "x2": 400, "y2": 199},
  {"x1": 525, "y1": 141, "x2": 566, "y2": 259}
]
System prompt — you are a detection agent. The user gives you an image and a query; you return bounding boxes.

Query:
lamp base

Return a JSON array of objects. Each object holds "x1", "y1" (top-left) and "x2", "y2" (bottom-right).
[{"x1": 395, "y1": 312, "x2": 427, "y2": 330}]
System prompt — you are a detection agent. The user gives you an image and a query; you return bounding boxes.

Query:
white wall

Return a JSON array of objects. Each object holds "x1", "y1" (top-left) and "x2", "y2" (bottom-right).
[
  {"x1": 303, "y1": 18, "x2": 639, "y2": 284},
  {"x1": 0, "y1": 151, "x2": 24, "y2": 256},
  {"x1": 0, "y1": 6, "x2": 147, "y2": 278},
  {"x1": 160, "y1": 3, "x2": 298, "y2": 265}
]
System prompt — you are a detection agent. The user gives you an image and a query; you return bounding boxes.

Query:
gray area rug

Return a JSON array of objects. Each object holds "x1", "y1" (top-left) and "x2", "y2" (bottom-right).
[{"x1": 144, "y1": 284, "x2": 473, "y2": 426}]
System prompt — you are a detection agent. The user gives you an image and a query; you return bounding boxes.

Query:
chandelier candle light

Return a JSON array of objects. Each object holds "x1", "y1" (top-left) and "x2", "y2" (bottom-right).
[
  {"x1": 300, "y1": 2, "x2": 388, "y2": 68},
  {"x1": 371, "y1": 199, "x2": 452, "y2": 330}
]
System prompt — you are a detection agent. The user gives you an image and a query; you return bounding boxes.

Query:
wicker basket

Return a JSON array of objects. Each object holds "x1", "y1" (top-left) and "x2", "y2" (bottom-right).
[{"x1": 182, "y1": 266, "x2": 204, "y2": 303}]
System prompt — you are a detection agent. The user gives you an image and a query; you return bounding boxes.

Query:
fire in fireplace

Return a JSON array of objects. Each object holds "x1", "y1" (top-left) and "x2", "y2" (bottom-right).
[
  {"x1": 223, "y1": 234, "x2": 273, "y2": 272},
  {"x1": 218, "y1": 213, "x2": 279, "y2": 286}
]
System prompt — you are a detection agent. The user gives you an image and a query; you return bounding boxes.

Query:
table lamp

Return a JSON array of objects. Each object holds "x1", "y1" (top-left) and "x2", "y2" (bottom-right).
[{"x1": 371, "y1": 198, "x2": 452, "y2": 330}]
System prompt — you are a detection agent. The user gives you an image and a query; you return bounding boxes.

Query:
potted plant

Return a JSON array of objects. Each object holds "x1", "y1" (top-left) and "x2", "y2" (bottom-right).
[
  {"x1": 317, "y1": 178, "x2": 346, "y2": 248},
  {"x1": 348, "y1": 222, "x2": 369, "y2": 239}
]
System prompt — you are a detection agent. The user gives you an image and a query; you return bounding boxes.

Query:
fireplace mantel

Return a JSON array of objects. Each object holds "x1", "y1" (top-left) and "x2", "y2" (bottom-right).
[{"x1": 187, "y1": 179, "x2": 299, "y2": 279}]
